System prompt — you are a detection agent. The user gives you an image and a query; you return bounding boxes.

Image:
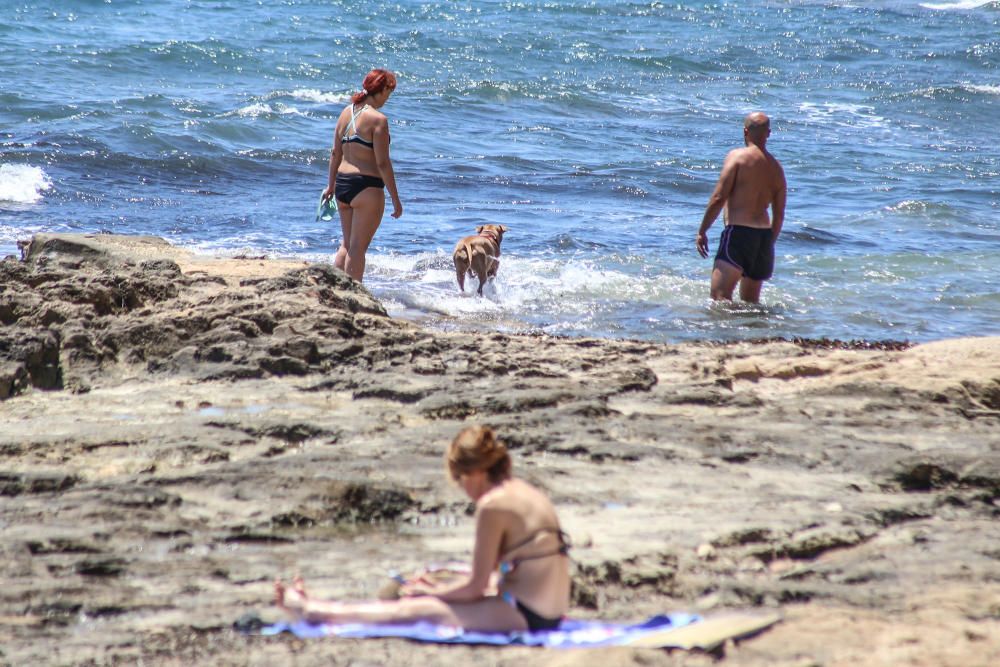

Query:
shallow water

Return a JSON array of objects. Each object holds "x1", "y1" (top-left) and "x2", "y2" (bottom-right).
[{"x1": 2, "y1": 0, "x2": 998, "y2": 342}]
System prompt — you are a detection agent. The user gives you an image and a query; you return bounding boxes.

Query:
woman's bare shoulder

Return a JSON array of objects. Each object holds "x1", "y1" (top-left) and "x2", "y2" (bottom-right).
[
  {"x1": 334, "y1": 105, "x2": 352, "y2": 128},
  {"x1": 487, "y1": 479, "x2": 554, "y2": 517},
  {"x1": 369, "y1": 110, "x2": 389, "y2": 129},
  {"x1": 511, "y1": 477, "x2": 550, "y2": 499}
]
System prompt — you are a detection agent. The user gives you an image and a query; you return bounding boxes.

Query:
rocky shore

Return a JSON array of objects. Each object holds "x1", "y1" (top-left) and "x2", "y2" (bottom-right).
[{"x1": 1, "y1": 234, "x2": 998, "y2": 667}]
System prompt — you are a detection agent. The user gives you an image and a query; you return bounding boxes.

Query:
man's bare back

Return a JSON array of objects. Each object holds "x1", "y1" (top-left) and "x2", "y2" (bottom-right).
[
  {"x1": 696, "y1": 112, "x2": 787, "y2": 303},
  {"x1": 719, "y1": 144, "x2": 785, "y2": 229}
]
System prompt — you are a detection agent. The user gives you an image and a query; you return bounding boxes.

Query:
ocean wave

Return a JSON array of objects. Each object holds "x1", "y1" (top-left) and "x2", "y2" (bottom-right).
[
  {"x1": 894, "y1": 83, "x2": 1000, "y2": 100},
  {"x1": 362, "y1": 250, "x2": 702, "y2": 332},
  {"x1": 920, "y1": 1, "x2": 999, "y2": 10},
  {"x1": 220, "y1": 103, "x2": 308, "y2": 119},
  {"x1": 882, "y1": 200, "x2": 961, "y2": 219},
  {"x1": 0, "y1": 164, "x2": 52, "y2": 204},
  {"x1": 436, "y1": 78, "x2": 618, "y2": 108},
  {"x1": 965, "y1": 84, "x2": 1000, "y2": 95},
  {"x1": 796, "y1": 102, "x2": 889, "y2": 130},
  {"x1": 283, "y1": 89, "x2": 346, "y2": 105},
  {"x1": 147, "y1": 38, "x2": 260, "y2": 71},
  {"x1": 10, "y1": 132, "x2": 314, "y2": 188},
  {"x1": 785, "y1": 226, "x2": 845, "y2": 246}
]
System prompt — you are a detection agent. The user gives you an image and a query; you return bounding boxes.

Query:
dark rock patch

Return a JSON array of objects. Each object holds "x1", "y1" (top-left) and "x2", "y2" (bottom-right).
[
  {"x1": 749, "y1": 527, "x2": 874, "y2": 563},
  {"x1": 75, "y1": 558, "x2": 128, "y2": 577},
  {"x1": 222, "y1": 532, "x2": 294, "y2": 545},
  {"x1": 26, "y1": 538, "x2": 104, "y2": 555},
  {"x1": 894, "y1": 462, "x2": 960, "y2": 492},
  {"x1": 870, "y1": 505, "x2": 934, "y2": 527},
  {"x1": 0, "y1": 472, "x2": 79, "y2": 496},
  {"x1": 86, "y1": 485, "x2": 182, "y2": 509},
  {"x1": 273, "y1": 481, "x2": 418, "y2": 526},
  {"x1": 0, "y1": 329, "x2": 62, "y2": 398},
  {"x1": 353, "y1": 385, "x2": 434, "y2": 403},
  {"x1": 713, "y1": 528, "x2": 778, "y2": 548}
]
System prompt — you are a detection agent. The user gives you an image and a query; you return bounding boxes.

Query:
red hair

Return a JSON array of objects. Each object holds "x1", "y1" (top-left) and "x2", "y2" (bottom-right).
[{"x1": 351, "y1": 69, "x2": 397, "y2": 104}]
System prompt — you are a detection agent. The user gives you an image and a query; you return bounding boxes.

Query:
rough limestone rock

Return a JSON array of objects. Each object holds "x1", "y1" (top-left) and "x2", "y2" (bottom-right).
[{"x1": 1, "y1": 234, "x2": 998, "y2": 667}]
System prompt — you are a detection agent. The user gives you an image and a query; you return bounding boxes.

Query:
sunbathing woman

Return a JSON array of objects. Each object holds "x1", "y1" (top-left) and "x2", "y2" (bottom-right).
[{"x1": 274, "y1": 425, "x2": 571, "y2": 632}]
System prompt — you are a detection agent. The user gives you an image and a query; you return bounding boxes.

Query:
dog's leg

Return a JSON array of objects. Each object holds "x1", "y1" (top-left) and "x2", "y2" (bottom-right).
[
  {"x1": 455, "y1": 262, "x2": 465, "y2": 292},
  {"x1": 470, "y1": 251, "x2": 488, "y2": 296},
  {"x1": 460, "y1": 242, "x2": 477, "y2": 293}
]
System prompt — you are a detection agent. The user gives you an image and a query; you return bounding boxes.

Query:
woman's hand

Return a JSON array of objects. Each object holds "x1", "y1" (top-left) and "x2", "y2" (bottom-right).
[
  {"x1": 391, "y1": 199, "x2": 403, "y2": 219},
  {"x1": 399, "y1": 576, "x2": 436, "y2": 597},
  {"x1": 399, "y1": 574, "x2": 435, "y2": 597},
  {"x1": 321, "y1": 185, "x2": 334, "y2": 203},
  {"x1": 399, "y1": 584, "x2": 434, "y2": 597}
]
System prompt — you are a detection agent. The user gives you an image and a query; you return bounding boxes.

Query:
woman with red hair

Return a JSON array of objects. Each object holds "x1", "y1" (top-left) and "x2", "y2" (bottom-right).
[{"x1": 321, "y1": 68, "x2": 403, "y2": 282}]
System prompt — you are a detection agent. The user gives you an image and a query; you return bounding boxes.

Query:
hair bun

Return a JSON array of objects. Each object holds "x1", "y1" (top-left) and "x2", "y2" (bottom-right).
[
  {"x1": 352, "y1": 69, "x2": 396, "y2": 105},
  {"x1": 478, "y1": 427, "x2": 507, "y2": 467},
  {"x1": 447, "y1": 425, "x2": 512, "y2": 484}
]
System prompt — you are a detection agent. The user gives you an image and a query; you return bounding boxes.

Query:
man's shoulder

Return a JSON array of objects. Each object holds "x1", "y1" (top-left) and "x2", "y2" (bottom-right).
[
  {"x1": 740, "y1": 145, "x2": 784, "y2": 168},
  {"x1": 729, "y1": 145, "x2": 765, "y2": 161},
  {"x1": 767, "y1": 152, "x2": 786, "y2": 179},
  {"x1": 722, "y1": 147, "x2": 753, "y2": 169}
]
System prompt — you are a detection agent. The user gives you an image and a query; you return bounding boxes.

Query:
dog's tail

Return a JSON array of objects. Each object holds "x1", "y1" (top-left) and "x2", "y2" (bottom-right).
[
  {"x1": 462, "y1": 241, "x2": 474, "y2": 272},
  {"x1": 455, "y1": 240, "x2": 475, "y2": 292}
]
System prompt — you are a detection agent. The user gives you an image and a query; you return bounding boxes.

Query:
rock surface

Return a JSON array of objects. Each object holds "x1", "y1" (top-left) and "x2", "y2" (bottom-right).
[{"x1": 1, "y1": 234, "x2": 998, "y2": 666}]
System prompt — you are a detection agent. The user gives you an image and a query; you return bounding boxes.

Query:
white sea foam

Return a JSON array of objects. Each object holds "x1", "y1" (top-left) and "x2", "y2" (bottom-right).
[
  {"x1": 965, "y1": 84, "x2": 1000, "y2": 95},
  {"x1": 920, "y1": 1, "x2": 996, "y2": 10},
  {"x1": 0, "y1": 164, "x2": 52, "y2": 204},
  {"x1": 223, "y1": 103, "x2": 307, "y2": 118},
  {"x1": 797, "y1": 102, "x2": 888, "y2": 130},
  {"x1": 288, "y1": 89, "x2": 344, "y2": 104},
  {"x1": 908, "y1": 83, "x2": 1000, "y2": 99},
  {"x1": 363, "y1": 250, "x2": 702, "y2": 333}
]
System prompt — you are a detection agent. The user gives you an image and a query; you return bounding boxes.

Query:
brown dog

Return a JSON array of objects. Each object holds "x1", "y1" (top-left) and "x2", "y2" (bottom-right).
[{"x1": 452, "y1": 224, "x2": 507, "y2": 295}]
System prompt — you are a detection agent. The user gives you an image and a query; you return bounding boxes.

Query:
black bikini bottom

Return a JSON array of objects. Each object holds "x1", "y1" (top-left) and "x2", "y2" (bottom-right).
[
  {"x1": 335, "y1": 173, "x2": 385, "y2": 205},
  {"x1": 516, "y1": 599, "x2": 563, "y2": 632}
]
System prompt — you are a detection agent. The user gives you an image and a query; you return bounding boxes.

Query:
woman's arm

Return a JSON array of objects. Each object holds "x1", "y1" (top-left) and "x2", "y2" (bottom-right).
[
  {"x1": 322, "y1": 125, "x2": 344, "y2": 201},
  {"x1": 405, "y1": 504, "x2": 505, "y2": 603},
  {"x1": 372, "y1": 116, "x2": 403, "y2": 218}
]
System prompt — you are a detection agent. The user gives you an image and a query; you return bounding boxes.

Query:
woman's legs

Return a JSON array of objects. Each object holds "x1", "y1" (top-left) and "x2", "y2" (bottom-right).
[
  {"x1": 335, "y1": 187, "x2": 384, "y2": 282},
  {"x1": 449, "y1": 597, "x2": 529, "y2": 633},
  {"x1": 333, "y1": 203, "x2": 352, "y2": 272},
  {"x1": 275, "y1": 578, "x2": 528, "y2": 633}
]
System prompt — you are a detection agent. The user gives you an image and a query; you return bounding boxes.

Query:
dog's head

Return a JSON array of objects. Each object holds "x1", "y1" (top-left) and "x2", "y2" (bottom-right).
[{"x1": 476, "y1": 224, "x2": 507, "y2": 244}]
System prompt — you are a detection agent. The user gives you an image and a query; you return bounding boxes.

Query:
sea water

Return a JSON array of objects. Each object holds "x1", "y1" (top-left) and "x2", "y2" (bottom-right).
[{"x1": 2, "y1": 0, "x2": 998, "y2": 343}]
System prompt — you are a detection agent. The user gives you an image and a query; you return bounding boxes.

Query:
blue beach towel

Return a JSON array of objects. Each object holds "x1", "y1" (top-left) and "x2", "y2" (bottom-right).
[{"x1": 260, "y1": 612, "x2": 702, "y2": 648}]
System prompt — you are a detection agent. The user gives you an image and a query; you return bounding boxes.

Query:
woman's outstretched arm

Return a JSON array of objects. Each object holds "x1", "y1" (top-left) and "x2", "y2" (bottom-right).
[{"x1": 403, "y1": 504, "x2": 506, "y2": 603}]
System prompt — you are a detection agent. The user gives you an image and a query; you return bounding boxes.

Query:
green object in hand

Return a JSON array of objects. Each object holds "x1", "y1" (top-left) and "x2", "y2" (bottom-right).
[{"x1": 316, "y1": 192, "x2": 336, "y2": 221}]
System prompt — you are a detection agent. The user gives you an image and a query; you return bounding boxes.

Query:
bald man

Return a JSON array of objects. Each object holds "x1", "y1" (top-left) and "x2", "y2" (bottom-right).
[{"x1": 696, "y1": 112, "x2": 787, "y2": 303}]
